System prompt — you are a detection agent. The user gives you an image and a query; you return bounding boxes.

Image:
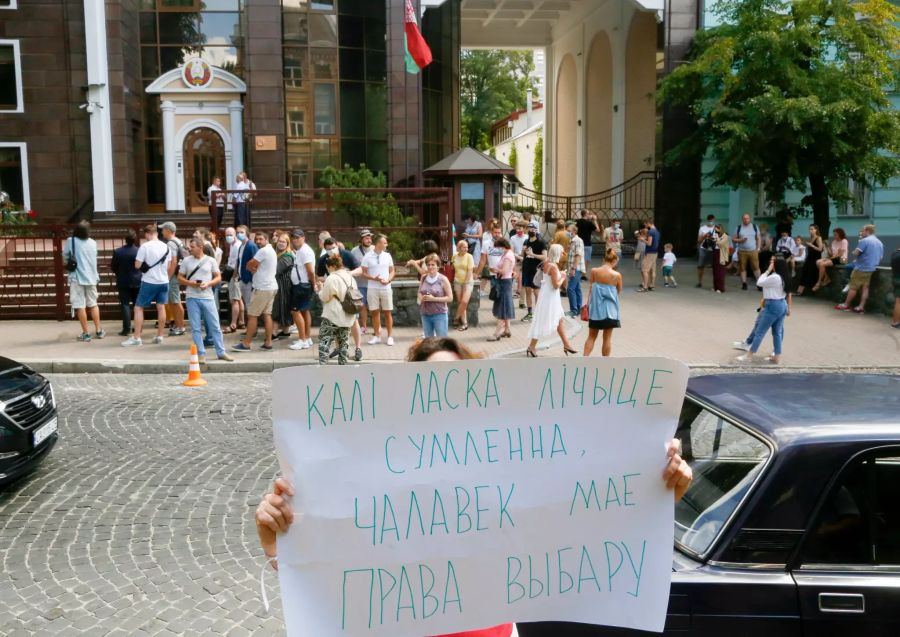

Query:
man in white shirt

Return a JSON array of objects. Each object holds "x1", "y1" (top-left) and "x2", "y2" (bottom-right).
[
  {"x1": 733, "y1": 213, "x2": 761, "y2": 290},
  {"x1": 509, "y1": 222, "x2": 528, "y2": 305},
  {"x1": 477, "y1": 223, "x2": 503, "y2": 298},
  {"x1": 233, "y1": 231, "x2": 278, "y2": 352},
  {"x1": 122, "y1": 224, "x2": 174, "y2": 346},
  {"x1": 350, "y1": 229, "x2": 374, "y2": 333},
  {"x1": 160, "y1": 221, "x2": 186, "y2": 336},
  {"x1": 288, "y1": 229, "x2": 318, "y2": 351},
  {"x1": 361, "y1": 234, "x2": 395, "y2": 346},
  {"x1": 207, "y1": 176, "x2": 225, "y2": 228},
  {"x1": 232, "y1": 174, "x2": 250, "y2": 227}
]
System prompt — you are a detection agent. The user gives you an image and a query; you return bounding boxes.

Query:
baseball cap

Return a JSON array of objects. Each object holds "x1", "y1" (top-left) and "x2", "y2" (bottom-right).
[
  {"x1": 291, "y1": 228, "x2": 305, "y2": 238},
  {"x1": 528, "y1": 220, "x2": 540, "y2": 230},
  {"x1": 160, "y1": 221, "x2": 177, "y2": 233},
  {"x1": 359, "y1": 228, "x2": 373, "y2": 238}
]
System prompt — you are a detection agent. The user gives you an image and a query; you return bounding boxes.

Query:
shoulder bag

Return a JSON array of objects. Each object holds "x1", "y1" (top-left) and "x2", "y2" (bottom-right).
[
  {"x1": 65, "y1": 237, "x2": 78, "y2": 273},
  {"x1": 338, "y1": 271, "x2": 363, "y2": 315}
]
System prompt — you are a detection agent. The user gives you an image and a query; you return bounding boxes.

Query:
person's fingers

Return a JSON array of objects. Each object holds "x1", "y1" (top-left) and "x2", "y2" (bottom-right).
[{"x1": 273, "y1": 477, "x2": 295, "y2": 497}]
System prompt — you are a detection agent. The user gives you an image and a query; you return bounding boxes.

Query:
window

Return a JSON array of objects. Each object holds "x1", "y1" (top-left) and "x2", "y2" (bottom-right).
[
  {"x1": 313, "y1": 84, "x2": 336, "y2": 135},
  {"x1": 288, "y1": 110, "x2": 305, "y2": 137},
  {"x1": 672, "y1": 401, "x2": 772, "y2": 557},
  {"x1": 0, "y1": 40, "x2": 23, "y2": 113},
  {"x1": 841, "y1": 179, "x2": 872, "y2": 217},
  {"x1": 0, "y1": 143, "x2": 30, "y2": 211},
  {"x1": 801, "y1": 450, "x2": 900, "y2": 567}
]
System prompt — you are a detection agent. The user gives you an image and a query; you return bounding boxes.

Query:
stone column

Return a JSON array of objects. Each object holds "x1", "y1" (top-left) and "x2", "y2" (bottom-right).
[
  {"x1": 83, "y1": 0, "x2": 115, "y2": 212},
  {"x1": 160, "y1": 100, "x2": 178, "y2": 212},
  {"x1": 229, "y1": 100, "x2": 244, "y2": 177}
]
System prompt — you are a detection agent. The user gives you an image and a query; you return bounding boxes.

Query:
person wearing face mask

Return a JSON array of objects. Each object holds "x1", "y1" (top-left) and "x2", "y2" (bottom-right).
[
  {"x1": 222, "y1": 227, "x2": 245, "y2": 334},
  {"x1": 696, "y1": 214, "x2": 717, "y2": 288},
  {"x1": 575, "y1": 209, "x2": 600, "y2": 271},
  {"x1": 520, "y1": 220, "x2": 547, "y2": 322},
  {"x1": 602, "y1": 219, "x2": 623, "y2": 264},
  {"x1": 236, "y1": 225, "x2": 259, "y2": 324},
  {"x1": 509, "y1": 222, "x2": 528, "y2": 307},
  {"x1": 315, "y1": 237, "x2": 356, "y2": 279},
  {"x1": 564, "y1": 221, "x2": 584, "y2": 317}
]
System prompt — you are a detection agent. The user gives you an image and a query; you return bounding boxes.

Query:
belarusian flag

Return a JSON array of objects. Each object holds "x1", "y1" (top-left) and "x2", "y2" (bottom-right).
[{"x1": 404, "y1": 0, "x2": 433, "y2": 74}]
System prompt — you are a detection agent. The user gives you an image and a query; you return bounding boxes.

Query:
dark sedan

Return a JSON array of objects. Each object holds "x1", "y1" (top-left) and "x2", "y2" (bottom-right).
[
  {"x1": 0, "y1": 356, "x2": 58, "y2": 486},
  {"x1": 519, "y1": 373, "x2": 900, "y2": 637}
]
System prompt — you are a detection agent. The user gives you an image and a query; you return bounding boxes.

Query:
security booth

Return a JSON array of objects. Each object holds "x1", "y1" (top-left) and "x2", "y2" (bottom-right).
[{"x1": 423, "y1": 147, "x2": 516, "y2": 231}]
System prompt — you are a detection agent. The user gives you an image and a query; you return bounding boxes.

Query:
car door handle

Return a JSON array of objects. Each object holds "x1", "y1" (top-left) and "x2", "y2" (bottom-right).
[{"x1": 818, "y1": 593, "x2": 865, "y2": 614}]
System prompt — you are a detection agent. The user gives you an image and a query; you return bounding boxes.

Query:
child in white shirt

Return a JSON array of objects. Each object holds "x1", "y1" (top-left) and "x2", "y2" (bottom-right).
[
  {"x1": 662, "y1": 243, "x2": 678, "y2": 288},
  {"x1": 790, "y1": 236, "x2": 807, "y2": 275}
]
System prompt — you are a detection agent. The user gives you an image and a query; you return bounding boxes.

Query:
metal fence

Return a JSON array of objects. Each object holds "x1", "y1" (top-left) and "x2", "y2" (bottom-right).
[{"x1": 1, "y1": 187, "x2": 455, "y2": 321}]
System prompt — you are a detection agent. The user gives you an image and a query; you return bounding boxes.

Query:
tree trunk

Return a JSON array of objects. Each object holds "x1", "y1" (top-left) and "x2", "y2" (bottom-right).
[{"x1": 808, "y1": 173, "x2": 831, "y2": 238}]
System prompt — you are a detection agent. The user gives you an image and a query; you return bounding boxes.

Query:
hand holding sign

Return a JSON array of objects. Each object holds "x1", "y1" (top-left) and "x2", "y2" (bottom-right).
[{"x1": 268, "y1": 351, "x2": 689, "y2": 636}]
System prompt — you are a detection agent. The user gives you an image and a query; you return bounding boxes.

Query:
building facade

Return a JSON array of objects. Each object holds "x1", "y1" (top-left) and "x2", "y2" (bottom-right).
[
  {"x1": 0, "y1": 0, "x2": 459, "y2": 218},
  {"x1": 489, "y1": 97, "x2": 543, "y2": 193}
]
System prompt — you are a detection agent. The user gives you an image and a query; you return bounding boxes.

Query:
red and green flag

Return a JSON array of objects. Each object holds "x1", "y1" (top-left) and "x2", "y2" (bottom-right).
[{"x1": 404, "y1": 0, "x2": 433, "y2": 74}]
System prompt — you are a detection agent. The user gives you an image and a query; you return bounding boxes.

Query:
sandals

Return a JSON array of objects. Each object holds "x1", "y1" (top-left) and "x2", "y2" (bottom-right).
[
  {"x1": 222, "y1": 325, "x2": 236, "y2": 334},
  {"x1": 487, "y1": 335, "x2": 502, "y2": 342},
  {"x1": 456, "y1": 324, "x2": 468, "y2": 331}
]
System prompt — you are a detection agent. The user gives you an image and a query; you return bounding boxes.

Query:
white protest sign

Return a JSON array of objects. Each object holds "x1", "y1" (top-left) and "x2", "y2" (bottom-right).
[{"x1": 272, "y1": 357, "x2": 689, "y2": 636}]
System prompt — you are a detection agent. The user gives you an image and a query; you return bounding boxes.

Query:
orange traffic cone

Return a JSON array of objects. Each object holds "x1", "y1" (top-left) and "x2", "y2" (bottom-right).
[{"x1": 183, "y1": 344, "x2": 208, "y2": 387}]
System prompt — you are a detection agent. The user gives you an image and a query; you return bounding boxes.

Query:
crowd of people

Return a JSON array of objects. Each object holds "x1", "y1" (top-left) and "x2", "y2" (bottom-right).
[{"x1": 61, "y1": 207, "x2": 897, "y2": 362}]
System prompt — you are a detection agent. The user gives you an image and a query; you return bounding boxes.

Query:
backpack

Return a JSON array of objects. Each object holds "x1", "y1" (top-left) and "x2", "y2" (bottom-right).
[
  {"x1": 735, "y1": 223, "x2": 758, "y2": 241},
  {"x1": 337, "y1": 272, "x2": 363, "y2": 315}
]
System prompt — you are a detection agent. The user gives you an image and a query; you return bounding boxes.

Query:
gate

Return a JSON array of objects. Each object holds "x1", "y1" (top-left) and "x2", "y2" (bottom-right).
[{"x1": 504, "y1": 171, "x2": 657, "y2": 253}]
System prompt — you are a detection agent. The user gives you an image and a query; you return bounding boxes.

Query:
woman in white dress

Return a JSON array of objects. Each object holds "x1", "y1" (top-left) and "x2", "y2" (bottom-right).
[{"x1": 525, "y1": 244, "x2": 577, "y2": 357}]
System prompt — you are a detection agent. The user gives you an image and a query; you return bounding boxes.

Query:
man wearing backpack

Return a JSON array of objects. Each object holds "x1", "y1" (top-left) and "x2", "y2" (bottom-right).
[
  {"x1": 733, "y1": 213, "x2": 762, "y2": 290},
  {"x1": 122, "y1": 224, "x2": 174, "y2": 346}
]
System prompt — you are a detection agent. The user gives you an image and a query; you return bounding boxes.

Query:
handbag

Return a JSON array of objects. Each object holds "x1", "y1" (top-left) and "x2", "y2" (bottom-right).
[
  {"x1": 580, "y1": 305, "x2": 589, "y2": 321},
  {"x1": 65, "y1": 237, "x2": 78, "y2": 273},
  {"x1": 532, "y1": 266, "x2": 544, "y2": 288},
  {"x1": 488, "y1": 285, "x2": 499, "y2": 302},
  {"x1": 338, "y1": 272, "x2": 363, "y2": 315}
]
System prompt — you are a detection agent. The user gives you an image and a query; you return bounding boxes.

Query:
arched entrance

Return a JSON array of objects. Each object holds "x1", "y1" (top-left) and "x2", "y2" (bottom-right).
[
  {"x1": 555, "y1": 54, "x2": 577, "y2": 196},
  {"x1": 183, "y1": 127, "x2": 225, "y2": 212}
]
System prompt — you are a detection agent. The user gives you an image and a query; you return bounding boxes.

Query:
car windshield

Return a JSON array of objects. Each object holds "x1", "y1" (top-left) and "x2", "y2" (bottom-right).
[{"x1": 674, "y1": 399, "x2": 772, "y2": 557}]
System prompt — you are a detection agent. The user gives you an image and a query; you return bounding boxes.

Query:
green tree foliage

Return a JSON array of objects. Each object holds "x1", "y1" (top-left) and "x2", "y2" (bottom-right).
[
  {"x1": 508, "y1": 143, "x2": 518, "y2": 170},
  {"x1": 319, "y1": 164, "x2": 417, "y2": 260},
  {"x1": 533, "y1": 133, "x2": 543, "y2": 194},
  {"x1": 461, "y1": 50, "x2": 538, "y2": 150},
  {"x1": 488, "y1": 147, "x2": 497, "y2": 159},
  {"x1": 659, "y1": 0, "x2": 900, "y2": 235}
]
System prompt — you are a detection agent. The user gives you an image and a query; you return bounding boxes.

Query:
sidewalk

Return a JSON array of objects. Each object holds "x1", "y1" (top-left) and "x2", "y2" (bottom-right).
[{"x1": 2, "y1": 261, "x2": 898, "y2": 372}]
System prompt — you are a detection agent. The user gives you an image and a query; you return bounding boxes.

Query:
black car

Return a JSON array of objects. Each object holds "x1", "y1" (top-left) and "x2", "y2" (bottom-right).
[
  {"x1": 520, "y1": 373, "x2": 900, "y2": 637},
  {"x1": 0, "y1": 356, "x2": 58, "y2": 486}
]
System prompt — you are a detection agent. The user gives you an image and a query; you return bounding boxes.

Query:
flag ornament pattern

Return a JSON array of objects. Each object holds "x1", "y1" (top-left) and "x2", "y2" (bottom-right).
[{"x1": 404, "y1": 0, "x2": 433, "y2": 74}]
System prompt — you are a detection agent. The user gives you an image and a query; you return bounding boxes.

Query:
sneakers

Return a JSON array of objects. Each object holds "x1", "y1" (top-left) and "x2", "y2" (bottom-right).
[
  {"x1": 121, "y1": 336, "x2": 142, "y2": 347},
  {"x1": 841, "y1": 284, "x2": 849, "y2": 294},
  {"x1": 732, "y1": 340, "x2": 750, "y2": 351},
  {"x1": 288, "y1": 324, "x2": 298, "y2": 334},
  {"x1": 289, "y1": 339, "x2": 309, "y2": 350},
  {"x1": 368, "y1": 336, "x2": 382, "y2": 345},
  {"x1": 386, "y1": 337, "x2": 395, "y2": 347},
  {"x1": 734, "y1": 354, "x2": 753, "y2": 363},
  {"x1": 834, "y1": 304, "x2": 850, "y2": 311},
  {"x1": 168, "y1": 327, "x2": 186, "y2": 336},
  {"x1": 663, "y1": 283, "x2": 670, "y2": 288},
  {"x1": 671, "y1": 283, "x2": 678, "y2": 288},
  {"x1": 95, "y1": 329, "x2": 106, "y2": 339},
  {"x1": 152, "y1": 335, "x2": 164, "y2": 344},
  {"x1": 522, "y1": 313, "x2": 534, "y2": 322},
  {"x1": 218, "y1": 353, "x2": 234, "y2": 362},
  {"x1": 231, "y1": 342, "x2": 251, "y2": 352},
  {"x1": 851, "y1": 307, "x2": 865, "y2": 314},
  {"x1": 636, "y1": 287, "x2": 647, "y2": 293},
  {"x1": 76, "y1": 333, "x2": 91, "y2": 342},
  {"x1": 354, "y1": 347, "x2": 363, "y2": 361}
]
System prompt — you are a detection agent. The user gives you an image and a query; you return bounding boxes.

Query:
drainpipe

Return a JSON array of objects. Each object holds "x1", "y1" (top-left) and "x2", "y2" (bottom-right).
[{"x1": 82, "y1": 0, "x2": 115, "y2": 213}]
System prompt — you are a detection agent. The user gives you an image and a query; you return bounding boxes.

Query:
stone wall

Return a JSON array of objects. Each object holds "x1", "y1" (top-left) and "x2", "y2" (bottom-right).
[
  {"x1": 814, "y1": 265, "x2": 896, "y2": 316},
  {"x1": 306, "y1": 277, "x2": 481, "y2": 327}
]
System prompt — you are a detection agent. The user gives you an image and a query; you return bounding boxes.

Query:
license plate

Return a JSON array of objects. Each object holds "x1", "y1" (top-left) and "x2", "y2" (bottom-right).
[{"x1": 33, "y1": 417, "x2": 57, "y2": 447}]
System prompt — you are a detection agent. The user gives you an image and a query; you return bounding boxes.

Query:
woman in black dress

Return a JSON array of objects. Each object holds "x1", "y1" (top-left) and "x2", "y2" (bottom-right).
[
  {"x1": 272, "y1": 232, "x2": 295, "y2": 337},
  {"x1": 796, "y1": 224, "x2": 824, "y2": 296}
]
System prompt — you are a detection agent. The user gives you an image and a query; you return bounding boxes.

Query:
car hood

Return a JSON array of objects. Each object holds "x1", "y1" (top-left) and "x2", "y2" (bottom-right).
[{"x1": 0, "y1": 357, "x2": 44, "y2": 403}]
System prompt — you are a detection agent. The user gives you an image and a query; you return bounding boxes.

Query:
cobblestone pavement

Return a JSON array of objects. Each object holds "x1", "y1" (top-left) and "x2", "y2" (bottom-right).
[{"x1": 0, "y1": 374, "x2": 282, "y2": 636}]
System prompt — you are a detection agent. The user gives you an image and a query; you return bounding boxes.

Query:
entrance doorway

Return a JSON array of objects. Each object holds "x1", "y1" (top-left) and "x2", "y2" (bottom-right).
[{"x1": 183, "y1": 127, "x2": 225, "y2": 212}]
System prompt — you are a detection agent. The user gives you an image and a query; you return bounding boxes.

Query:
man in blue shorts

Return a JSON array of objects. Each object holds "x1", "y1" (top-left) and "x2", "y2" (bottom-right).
[{"x1": 122, "y1": 224, "x2": 174, "y2": 346}]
